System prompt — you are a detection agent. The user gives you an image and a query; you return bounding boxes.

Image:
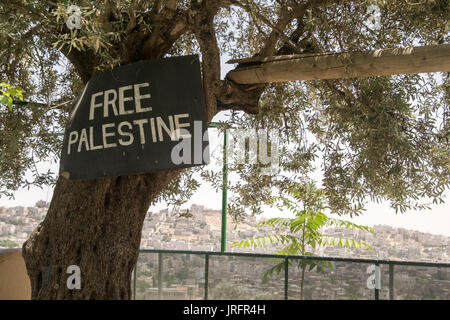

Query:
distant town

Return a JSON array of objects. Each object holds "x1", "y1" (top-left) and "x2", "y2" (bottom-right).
[{"x1": 1, "y1": 203, "x2": 449, "y2": 300}]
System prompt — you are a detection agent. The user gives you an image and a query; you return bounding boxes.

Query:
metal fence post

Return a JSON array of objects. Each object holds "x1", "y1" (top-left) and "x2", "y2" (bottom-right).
[
  {"x1": 204, "y1": 254, "x2": 210, "y2": 300},
  {"x1": 158, "y1": 252, "x2": 163, "y2": 300},
  {"x1": 389, "y1": 264, "x2": 395, "y2": 300},
  {"x1": 284, "y1": 258, "x2": 289, "y2": 300}
]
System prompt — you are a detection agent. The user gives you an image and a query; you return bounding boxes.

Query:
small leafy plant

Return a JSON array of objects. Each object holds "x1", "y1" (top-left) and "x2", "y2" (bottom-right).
[{"x1": 232, "y1": 182, "x2": 374, "y2": 300}]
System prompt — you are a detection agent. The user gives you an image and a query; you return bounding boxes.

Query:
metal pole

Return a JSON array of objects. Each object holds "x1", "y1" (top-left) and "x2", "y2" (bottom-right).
[
  {"x1": 221, "y1": 129, "x2": 228, "y2": 253},
  {"x1": 284, "y1": 258, "x2": 289, "y2": 300},
  {"x1": 389, "y1": 264, "x2": 395, "y2": 300},
  {"x1": 158, "y1": 252, "x2": 163, "y2": 300},
  {"x1": 204, "y1": 254, "x2": 210, "y2": 300}
]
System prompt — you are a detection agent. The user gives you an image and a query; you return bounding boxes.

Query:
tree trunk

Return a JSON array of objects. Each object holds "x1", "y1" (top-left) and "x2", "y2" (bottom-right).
[{"x1": 22, "y1": 169, "x2": 179, "y2": 299}]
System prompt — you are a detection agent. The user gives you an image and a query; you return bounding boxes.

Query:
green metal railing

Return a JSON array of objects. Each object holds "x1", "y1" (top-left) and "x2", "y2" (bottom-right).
[{"x1": 133, "y1": 249, "x2": 450, "y2": 300}]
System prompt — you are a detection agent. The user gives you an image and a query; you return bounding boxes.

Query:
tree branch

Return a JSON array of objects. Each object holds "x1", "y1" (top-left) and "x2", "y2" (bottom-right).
[{"x1": 189, "y1": 0, "x2": 223, "y2": 121}]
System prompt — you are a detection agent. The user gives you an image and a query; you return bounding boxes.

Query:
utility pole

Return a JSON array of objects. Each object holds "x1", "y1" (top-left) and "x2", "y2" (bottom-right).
[{"x1": 227, "y1": 44, "x2": 450, "y2": 84}]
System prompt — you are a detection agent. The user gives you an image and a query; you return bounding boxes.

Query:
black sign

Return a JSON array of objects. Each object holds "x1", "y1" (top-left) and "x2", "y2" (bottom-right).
[{"x1": 59, "y1": 55, "x2": 209, "y2": 180}]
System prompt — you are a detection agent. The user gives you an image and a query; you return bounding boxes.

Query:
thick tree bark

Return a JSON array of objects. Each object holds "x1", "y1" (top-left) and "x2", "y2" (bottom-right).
[{"x1": 22, "y1": 170, "x2": 180, "y2": 299}]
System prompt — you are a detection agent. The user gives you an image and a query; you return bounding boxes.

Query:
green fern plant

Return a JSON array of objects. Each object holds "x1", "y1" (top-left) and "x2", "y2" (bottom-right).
[{"x1": 232, "y1": 182, "x2": 374, "y2": 300}]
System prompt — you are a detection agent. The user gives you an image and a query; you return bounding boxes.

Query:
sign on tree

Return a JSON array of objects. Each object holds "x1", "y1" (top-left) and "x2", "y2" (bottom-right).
[{"x1": 59, "y1": 55, "x2": 209, "y2": 180}]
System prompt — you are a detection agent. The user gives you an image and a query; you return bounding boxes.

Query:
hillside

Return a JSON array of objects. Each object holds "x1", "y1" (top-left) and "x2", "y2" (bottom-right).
[{"x1": 2, "y1": 204, "x2": 448, "y2": 263}]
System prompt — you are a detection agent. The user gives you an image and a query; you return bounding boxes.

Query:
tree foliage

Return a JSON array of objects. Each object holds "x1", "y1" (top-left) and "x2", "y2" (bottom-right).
[{"x1": 0, "y1": 0, "x2": 448, "y2": 217}]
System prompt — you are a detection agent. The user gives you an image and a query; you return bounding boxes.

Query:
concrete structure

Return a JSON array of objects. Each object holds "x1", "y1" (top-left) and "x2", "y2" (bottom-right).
[{"x1": 0, "y1": 249, "x2": 31, "y2": 299}]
